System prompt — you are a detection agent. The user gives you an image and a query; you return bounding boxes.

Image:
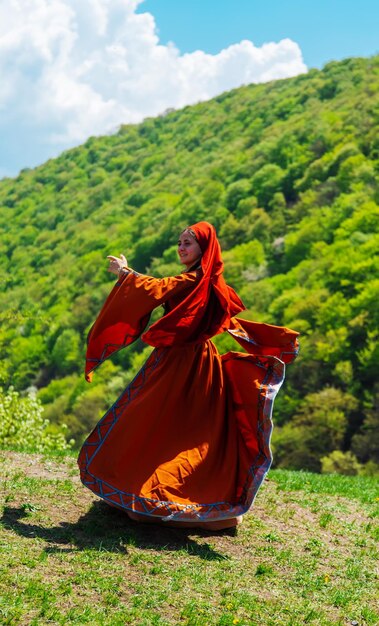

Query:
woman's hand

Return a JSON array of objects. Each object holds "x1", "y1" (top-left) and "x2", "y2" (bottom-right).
[{"x1": 107, "y1": 253, "x2": 128, "y2": 276}]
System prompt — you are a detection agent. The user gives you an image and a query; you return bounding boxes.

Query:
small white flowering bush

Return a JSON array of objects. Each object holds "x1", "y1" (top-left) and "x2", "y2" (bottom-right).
[{"x1": 0, "y1": 386, "x2": 72, "y2": 453}]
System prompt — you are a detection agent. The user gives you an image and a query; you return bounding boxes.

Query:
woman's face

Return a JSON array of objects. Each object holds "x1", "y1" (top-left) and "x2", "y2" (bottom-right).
[{"x1": 177, "y1": 230, "x2": 202, "y2": 269}]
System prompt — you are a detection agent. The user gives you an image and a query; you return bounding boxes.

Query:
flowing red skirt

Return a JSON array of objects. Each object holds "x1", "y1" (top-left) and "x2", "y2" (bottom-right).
[{"x1": 78, "y1": 338, "x2": 286, "y2": 523}]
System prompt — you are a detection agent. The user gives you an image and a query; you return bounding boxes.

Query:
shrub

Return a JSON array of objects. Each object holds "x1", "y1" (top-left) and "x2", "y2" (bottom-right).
[
  {"x1": 321, "y1": 450, "x2": 362, "y2": 475},
  {"x1": 0, "y1": 387, "x2": 72, "y2": 453}
]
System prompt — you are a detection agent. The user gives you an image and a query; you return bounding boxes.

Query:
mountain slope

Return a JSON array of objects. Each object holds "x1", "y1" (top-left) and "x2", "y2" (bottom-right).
[{"x1": 0, "y1": 55, "x2": 378, "y2": 471}]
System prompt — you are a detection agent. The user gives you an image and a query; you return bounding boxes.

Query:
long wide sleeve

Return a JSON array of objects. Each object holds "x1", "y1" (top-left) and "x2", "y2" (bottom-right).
[
  {"x1": 85, "y1": 270, "x2": 199, "y2": 381},
  {"x1": 228, "y1": 317, "x2": 300, "y2": 364}
]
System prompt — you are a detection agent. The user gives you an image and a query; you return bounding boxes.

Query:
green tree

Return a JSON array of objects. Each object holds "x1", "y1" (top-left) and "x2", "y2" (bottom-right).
[
  {"x1": 52, "y1": 329, "x2": 82, "y2": 375},
  {"x1": 272, "y1": 388, "x2": 358, "y2": 472},
  {"x1": 251, "y1": 164, "x2": 285, "y2": 208},
  {"x1": 0, "y1": 387, "x2": 71, "y2": 453},
  {"x1": 225, "y1": 179, "x2": 251, "y2": 212}
]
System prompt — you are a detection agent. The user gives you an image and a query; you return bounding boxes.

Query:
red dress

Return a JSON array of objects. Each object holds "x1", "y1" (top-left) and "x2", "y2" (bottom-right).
[{"x1": 78, "y1": 258, "x2": 299, "y2": 523}]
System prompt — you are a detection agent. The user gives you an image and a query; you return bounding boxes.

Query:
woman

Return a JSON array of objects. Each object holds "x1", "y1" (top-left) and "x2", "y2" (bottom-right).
[{"x1": 78, "y1": 222, "x2": 299, "y2": 530}]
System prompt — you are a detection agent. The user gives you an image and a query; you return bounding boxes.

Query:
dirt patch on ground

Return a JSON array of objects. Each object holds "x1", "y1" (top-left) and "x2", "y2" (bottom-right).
[
  {"x1": 0, "y1": 451, "x2": 374, "y2": 563},
  {"x1": 1, "y1": 450, "x2": 79, "y2": 481}
]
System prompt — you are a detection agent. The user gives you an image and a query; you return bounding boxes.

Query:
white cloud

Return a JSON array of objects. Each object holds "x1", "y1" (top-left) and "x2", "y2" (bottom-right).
[{"x1": 0, "y1": 0, "x2": 307, "y2": 176}]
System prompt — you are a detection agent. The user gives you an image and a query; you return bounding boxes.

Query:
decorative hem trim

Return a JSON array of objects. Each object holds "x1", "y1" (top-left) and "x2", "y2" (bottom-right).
[{"x1": 78, "y1": 348, "x2": 285, "y2": 522}]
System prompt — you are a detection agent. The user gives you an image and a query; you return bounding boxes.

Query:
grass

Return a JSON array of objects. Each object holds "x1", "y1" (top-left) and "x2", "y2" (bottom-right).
[{"x1": 0, "y1": 450, "x2": 378, "y2": 626}]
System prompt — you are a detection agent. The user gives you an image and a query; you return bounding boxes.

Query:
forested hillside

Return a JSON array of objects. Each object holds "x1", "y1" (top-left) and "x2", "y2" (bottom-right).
[{"x1": 1, "y1": 55, "x2": 378, "y2": 473}]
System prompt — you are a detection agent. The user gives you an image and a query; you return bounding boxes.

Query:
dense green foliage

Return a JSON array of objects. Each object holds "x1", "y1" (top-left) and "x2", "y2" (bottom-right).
[{"x1": 1, "y1": 55, "x2": 378, "y2": 472}]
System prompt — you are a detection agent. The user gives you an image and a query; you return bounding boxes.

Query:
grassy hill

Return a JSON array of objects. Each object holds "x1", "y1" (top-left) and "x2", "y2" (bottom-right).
[
  {"x1": 0, "y1": 54, "x2": 378, "y2": 472},
  {"x1": 0, "y1": 451, "x2": 378, "y2": 625}
]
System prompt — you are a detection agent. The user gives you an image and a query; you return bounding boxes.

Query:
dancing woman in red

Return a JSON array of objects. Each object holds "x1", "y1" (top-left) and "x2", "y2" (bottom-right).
[{"x1": 78, "y1": 222, "x2": 299, "y2": 530}]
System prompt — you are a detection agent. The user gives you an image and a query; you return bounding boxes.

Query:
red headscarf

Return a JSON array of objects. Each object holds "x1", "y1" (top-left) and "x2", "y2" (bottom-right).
[
  {"x1": 85, "y1": 221, "x2": 246, "y2": 380},
  {"x1": 142, "y1": 221, "x2": 245, "y2": 346}
]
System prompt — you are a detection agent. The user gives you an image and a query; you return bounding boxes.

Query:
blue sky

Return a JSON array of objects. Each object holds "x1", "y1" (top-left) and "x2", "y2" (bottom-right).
[
  {"x1": 138, "y1": 0, "x2": 379, "y2": 69},
  {"x1": 1, "y1": 0, "x2": 378, "y2": 178}
]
